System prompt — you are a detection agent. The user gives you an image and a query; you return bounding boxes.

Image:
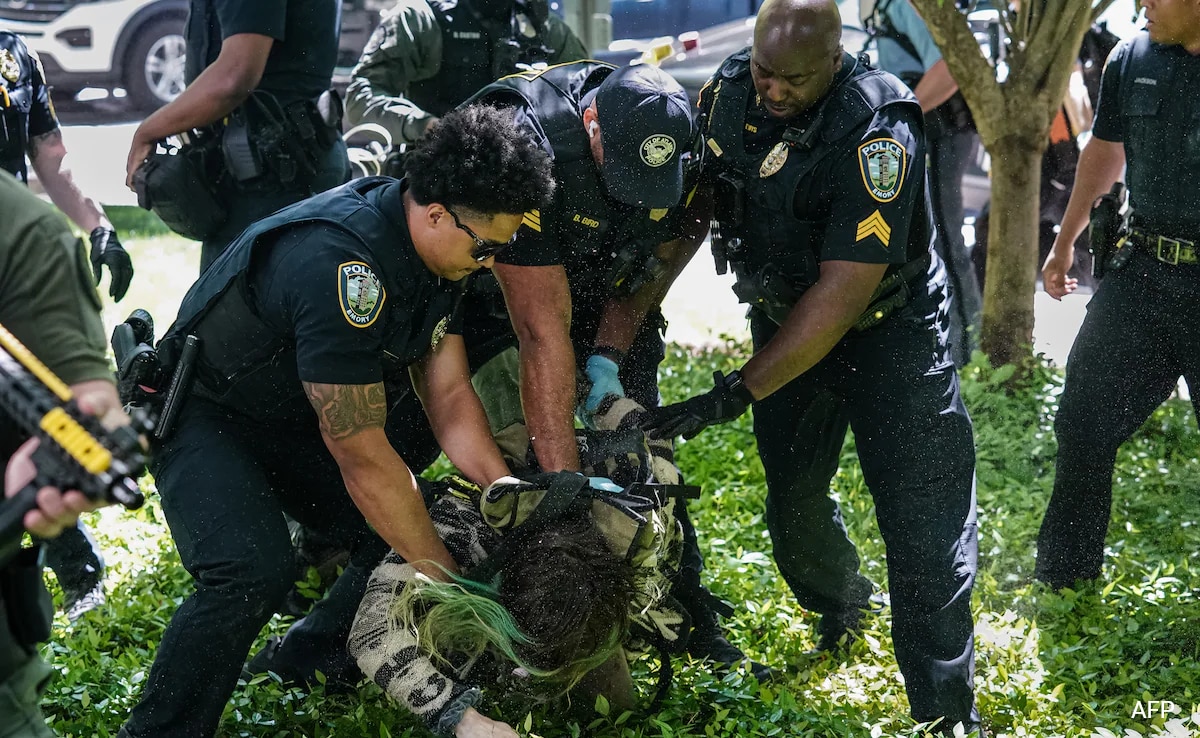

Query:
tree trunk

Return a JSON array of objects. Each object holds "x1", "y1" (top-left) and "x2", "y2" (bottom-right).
[{"x1": 981, "y1": 136, "x2": 1044, "y2": 368}]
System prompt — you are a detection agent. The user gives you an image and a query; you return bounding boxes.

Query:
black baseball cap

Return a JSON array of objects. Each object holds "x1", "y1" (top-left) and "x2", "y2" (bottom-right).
[{"x1": 594, "y1": 64, "x2": 694, "y2": 208}]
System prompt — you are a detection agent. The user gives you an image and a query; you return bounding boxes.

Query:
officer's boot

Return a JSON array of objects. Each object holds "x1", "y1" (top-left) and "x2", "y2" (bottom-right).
[
  {"x1": 681, "y1": 583, "x2": 775, "y2": 682},
  {"x1": 805, "y1": 592, "x2": 888, "y2": 656}
]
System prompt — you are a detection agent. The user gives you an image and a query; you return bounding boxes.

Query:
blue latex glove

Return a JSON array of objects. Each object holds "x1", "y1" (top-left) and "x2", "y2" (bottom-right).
[
  {"x1": 586, "y1": 475, "x2": 623, "y2": 494},
  {"x1": 583, "y1": 354, "x2": 624, "y2": 414}
]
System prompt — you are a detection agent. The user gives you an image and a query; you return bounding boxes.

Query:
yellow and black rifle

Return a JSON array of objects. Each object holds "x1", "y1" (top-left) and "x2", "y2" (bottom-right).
[{"x1": 0, "y1": 323, "x2": 148, "y2": 566}]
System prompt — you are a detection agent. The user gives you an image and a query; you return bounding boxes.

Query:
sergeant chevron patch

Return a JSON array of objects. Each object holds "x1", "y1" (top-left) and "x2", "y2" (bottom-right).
[
  {"x1": 856, "y1": 210, "x2": 892, "y2": 247},
  {"x1": 858, "y1": 138, "x2": 907, "y2": 203}
]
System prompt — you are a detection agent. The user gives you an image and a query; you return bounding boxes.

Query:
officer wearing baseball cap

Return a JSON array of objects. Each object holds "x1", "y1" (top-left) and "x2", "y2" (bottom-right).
[{"x1": 455, "y1": 61, "x2": 772, "y2": 679}]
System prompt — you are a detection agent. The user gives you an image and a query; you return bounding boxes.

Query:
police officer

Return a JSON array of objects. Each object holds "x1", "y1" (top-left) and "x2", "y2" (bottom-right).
[
  {"x1": 125, "y1": 0, "x2": 350, "y2": 273},
  {"x1": 0, "y1": 168, "x2": 128, "y2": 738},
  {"x1": 0, "y1": 29, "x2": 133, "y2": 622},
  {"x1": 641, "y1": 0, "x2": 980, "y2": 732},
  {"x1": 864, "y1": 0, "x2": 981, "y2": 366},
  {"x1": 346, "y1": 0, "x2": 587, "y2": 147},
  {"x1": 1036, "y1": 0, "x2": 1200, "y2": 590},
  {"x1": 456, "y1": 61, "x2": 766, "y2": 677},
  {"x1": 116, "y1": 105, "x2": 554, "y2": 738}
]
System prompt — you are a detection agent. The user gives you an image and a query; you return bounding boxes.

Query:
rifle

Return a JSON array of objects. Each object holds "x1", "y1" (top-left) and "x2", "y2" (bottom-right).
[{"x1": 0, "y1": 323, "x2": 149, "y2": 566}]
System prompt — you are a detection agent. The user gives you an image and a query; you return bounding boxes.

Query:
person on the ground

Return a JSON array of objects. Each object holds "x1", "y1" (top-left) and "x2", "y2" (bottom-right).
[
  {"x1": 116, "y1": 104, "x2": 556, "y2": 738},
  {"x1": 125, "y1": 0, "x2": 349, "y2": 273},
  {"x1": 351, "y1": 399, "x2": 689, "y2": 738},
  {"x1": 458, "y1": 61, "x2": 765, "y2": 678},
  {"x1": 865, "y1": 0, "x2": 981, "y2": 366},
  {"x1": 1036, "y1": 0, "x2": 1200, "y2": 591},
  {"x1": 0, "y1": 168, "x2": 129, "y2": 738},
  {"x1": 642, "y1": 0, "x2": 981, "y2": 733},
  {"x1": 346, "y1": 0, "x2": 587, "y2": 149}
]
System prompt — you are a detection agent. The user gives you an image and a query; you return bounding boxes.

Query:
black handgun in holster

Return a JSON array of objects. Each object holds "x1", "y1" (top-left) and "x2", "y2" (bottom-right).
[
  {"x1": 1089, "y1": 181, "x2": 1130, "y2": 280},
  {"x1": 732, "y1": 262, "x2": 800, "y2": 325},
  {"x1": 110, "y1": 309, "x2": 200, "y2": 442},
  {"x1": 711, "y1": 173, "x2": 746, "y2": 275}
]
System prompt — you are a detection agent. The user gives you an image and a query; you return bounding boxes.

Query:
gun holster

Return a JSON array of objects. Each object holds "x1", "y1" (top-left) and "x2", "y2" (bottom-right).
[
  {"x1": 133, "y1": 134, "x2": 227, "y2": 242},
  {"x1": 732, "y1": 262, "x2": 800, "y2": 325},
  {"x1": 0, "y1": 546, "x2": 52, "y2": 646}
]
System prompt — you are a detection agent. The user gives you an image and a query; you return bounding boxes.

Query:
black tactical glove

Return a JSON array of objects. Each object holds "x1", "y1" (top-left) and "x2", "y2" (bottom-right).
[
  {"x1": 89, "y1": 226, "x2": 134, "y2": 301},
  {"x1": 640, "y1": 370, "x2": 754, "y2": 440}
]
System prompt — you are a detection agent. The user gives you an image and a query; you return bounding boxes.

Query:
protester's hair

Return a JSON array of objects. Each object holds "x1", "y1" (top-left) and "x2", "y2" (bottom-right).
[
  {"x1": 391, "y1": 513, "x2": 636, "y2": 691},
  {"x1": 405, "y1": 104, "x2": 556, "y2": 216}
]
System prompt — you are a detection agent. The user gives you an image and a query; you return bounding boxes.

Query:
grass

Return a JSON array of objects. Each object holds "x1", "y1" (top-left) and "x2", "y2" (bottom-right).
[{"x1": 34, "y1": 222, "x2": 1200, "y2": 738}]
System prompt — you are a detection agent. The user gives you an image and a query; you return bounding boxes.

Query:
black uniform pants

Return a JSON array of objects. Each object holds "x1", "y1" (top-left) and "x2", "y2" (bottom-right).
[
  {"x1": 122, "y1": 398, "x2": 390, "y2": 738},
  {"x1": 750, "y1": 305, "x2": 978, "y2": 726},
  {"x1": 1036, "y1": 252, "x2": 1200, "y2": 587},
  {"x1": 928, "y1": 126, "x2": 982, "y2": 367}
]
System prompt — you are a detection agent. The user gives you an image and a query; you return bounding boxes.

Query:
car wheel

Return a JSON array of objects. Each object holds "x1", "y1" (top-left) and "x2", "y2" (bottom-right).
[{"x1": 123, "y1": 17, "x2": 186, "y2": 111}]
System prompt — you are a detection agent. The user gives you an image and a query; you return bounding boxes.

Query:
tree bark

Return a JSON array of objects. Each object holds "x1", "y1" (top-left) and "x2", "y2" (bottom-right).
[
  {"x1": 908, "y1": 0, "x2": 1115, "y2": 379},
  {"x1": 981, "y1": 134, "x2": 1043, "y2": 367}
]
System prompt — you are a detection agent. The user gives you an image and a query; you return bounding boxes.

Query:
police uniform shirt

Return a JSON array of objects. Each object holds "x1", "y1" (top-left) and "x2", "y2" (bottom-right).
[
  {"x1": 701, "y1": 56, "x2": 925, "y2": 268},
  {"x1": 220, "y1": 185, "x2": 462, "y2": 422},
  {"x1": 0, "y1": 32, "x2": 59, "y2": 182},
  {"x1": 185, "y1": 0, "x2": 339, "y2": 105},
  {"x1": 1092, "y1": 36, "x2": 1200, "y2": 237}
]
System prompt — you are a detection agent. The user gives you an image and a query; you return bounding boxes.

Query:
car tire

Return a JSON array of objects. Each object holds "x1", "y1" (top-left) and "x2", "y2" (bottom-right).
[{"x1": 122, "y1": 16, "x2": 186, "y2": 111}]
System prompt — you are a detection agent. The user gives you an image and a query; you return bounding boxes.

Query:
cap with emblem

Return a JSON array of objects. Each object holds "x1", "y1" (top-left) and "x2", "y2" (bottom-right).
[{"x1": 594, "y1": 64, "x2": 694, "y2": 208}]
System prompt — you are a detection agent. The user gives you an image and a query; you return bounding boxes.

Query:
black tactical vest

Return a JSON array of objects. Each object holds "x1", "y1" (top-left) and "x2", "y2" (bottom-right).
[
  {"x1": 0, "y1": 32, "x2": 37, "y2": 182},
  {"x1": 704, "y1": 50, "x2": 925, "y2": 304},
  {"x1": 1117, "y1": 34, "x2": 1200, "y2": 236},
  {"x1": 407, "y1": 0, "x2": 561, "y2": 117},
  {"x1": 162, "y1": 177, "x2": 463, "y2": 414}
]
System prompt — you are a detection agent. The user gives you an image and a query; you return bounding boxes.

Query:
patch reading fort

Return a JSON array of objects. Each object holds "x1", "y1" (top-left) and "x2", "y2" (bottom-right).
[
  {"x1": 338, "y1": 261, "x2": 385, "y2": 328},
  {"x1": 858, "y1": 138, "x2": 907, "y2": 203}
]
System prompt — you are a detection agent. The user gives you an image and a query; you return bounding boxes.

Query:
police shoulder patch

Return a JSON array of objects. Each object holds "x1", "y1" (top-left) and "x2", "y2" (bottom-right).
[
  {"x1": 338, "y1": 261, "x2": 386, "y2": 328},
  {"x1": 858, "y1": 137, "x2": 907, "y2": 203}
]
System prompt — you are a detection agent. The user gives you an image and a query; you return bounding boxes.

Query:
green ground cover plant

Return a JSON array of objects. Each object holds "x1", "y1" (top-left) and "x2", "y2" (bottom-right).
[{"x1": 32, "y1": 220, "x2": 1200, "y2": 738}]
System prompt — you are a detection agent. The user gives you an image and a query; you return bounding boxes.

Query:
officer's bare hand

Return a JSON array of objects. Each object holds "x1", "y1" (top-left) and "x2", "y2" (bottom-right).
[
  {"x1": 455, "y1": 707, "x2": 519, "y2": 738},
  {"x1": 126, "y1": 134, "x2": 154, "y2": 191},
  {"x1": 1041, "y1": 243, "x2": 1078, "y2": 301},
  {"x1": 4, "y1": 438, "x2": 101, "y2": 539},
  {"x1": 89, "y1": 227, "x2": 134, "y2": 302}
]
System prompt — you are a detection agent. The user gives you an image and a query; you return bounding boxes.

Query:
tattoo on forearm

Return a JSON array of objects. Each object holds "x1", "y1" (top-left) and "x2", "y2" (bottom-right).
[
  {"x1": 303, "y1": 382, "x2": 387, "y2": 440},
  {"x1": 27, "y1": 129, "x2": 62, "y2": 161}
]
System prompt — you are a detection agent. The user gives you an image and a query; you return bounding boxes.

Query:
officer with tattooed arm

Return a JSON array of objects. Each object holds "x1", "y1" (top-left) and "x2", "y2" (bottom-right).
[
  {"x1": 116, "y1": 105, "x2": 556, "y2": 738},
  {"x1": 641, "y1": 0, "x2": 980, "y2": 733}
]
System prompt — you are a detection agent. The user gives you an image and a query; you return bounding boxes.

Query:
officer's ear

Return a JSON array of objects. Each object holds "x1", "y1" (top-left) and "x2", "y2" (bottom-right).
[{"x1": 583, "y1": 104, "x2": 600, "y2": 139}]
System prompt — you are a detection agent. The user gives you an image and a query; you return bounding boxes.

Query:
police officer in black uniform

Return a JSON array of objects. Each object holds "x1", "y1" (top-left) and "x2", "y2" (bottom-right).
[
  {"x1": 0, "y1": 29, "x2": 134, "y2": 623},
  {"x1": 125, "y1": 0, "x2": 349, "y2": 273},
  {"x1": 116, "y1": 105, "x2": 555, "y2": 738},
  {"x1": 641, "y1": 0, "x2": 980, "y2": 732},
  {"x1": 458, "y1": 62, "x2": 766, "y2": 677},
  {"x1": 1036, "y1": 1, "x2": 1200, "y2": 590},
  {"x1": 346, "y1": 0, "x2": 587, "y2": 147}
]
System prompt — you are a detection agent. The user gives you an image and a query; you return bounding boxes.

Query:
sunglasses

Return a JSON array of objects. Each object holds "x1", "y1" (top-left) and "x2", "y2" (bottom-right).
[{"x1": 447, "y1": 207, "x2": 517, "y2": 262}]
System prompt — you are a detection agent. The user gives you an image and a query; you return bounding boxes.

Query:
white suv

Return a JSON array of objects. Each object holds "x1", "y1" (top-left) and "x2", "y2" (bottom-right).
[{"x1": 0, "y1": 0, "x2": 186, "y2": 110}]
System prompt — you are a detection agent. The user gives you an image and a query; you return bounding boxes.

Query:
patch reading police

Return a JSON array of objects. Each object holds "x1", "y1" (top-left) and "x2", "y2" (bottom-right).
[
  {"x1": 641, "y1": 135, "x2": 676, "y2": 167},
  {"x1": 858, "y1": 138, "x2": 907, "y2": 203},
  {"x1": 0, "y1": 50, "x2": 18, "y2": 84},
  {"x1": 338, "y1": 261, "x2": 386, "y2": 328}
]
